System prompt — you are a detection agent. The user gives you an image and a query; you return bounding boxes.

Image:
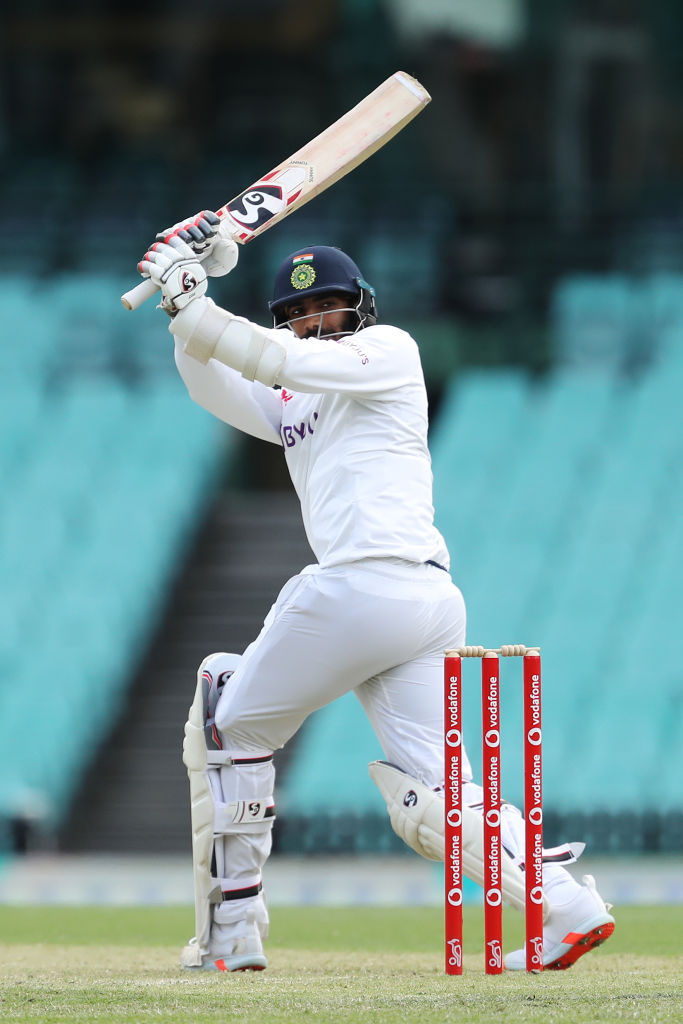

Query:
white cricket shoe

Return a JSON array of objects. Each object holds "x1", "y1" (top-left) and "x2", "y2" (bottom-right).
[
  {"x1": 504, "y1": 874, "x2": 615, "y2": 971},
  {"x1": 179, "y1": 935, "x2": 267, "y2": 972},
  {"x1": 179, "y1": 896, "x2": 268, "y2": 972}
]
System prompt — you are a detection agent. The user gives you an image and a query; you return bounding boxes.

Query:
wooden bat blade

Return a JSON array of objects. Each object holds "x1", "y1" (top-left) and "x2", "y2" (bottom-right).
[
  {"x1": 216, "y1": 72, "x2": 430, "y2": 244},
  {"x1": 121, "y1": 72, "x2": 430, "y2": 311}
]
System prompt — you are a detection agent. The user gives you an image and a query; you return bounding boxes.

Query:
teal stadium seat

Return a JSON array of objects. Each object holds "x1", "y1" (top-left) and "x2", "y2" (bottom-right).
[
  {"x1": 637, "y1": 272, "x2": 683, "y2": 358},
  {"x1": 0, "y1": 275, "x2": 233, "y2": 830},
  {"x1": 278, "y1": 692, "x2": 387, "y2": 817},
  {"x1": 361, "y1": 230, "x2": 439, "y2": 314},
  {"x1": 430, "y1": 360, "x2": 681, "y2": 812},
  {"x1": 551, "y1": 274, "x2": 638, "y2": 372},
  {"x1": 1, "y1": 277, "x2": 55, "y2": 379}
]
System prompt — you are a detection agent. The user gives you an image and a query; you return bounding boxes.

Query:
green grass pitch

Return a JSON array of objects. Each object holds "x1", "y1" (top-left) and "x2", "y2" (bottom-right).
[{"x1": 0, "y1": 905, "x2": 681, "y2": 1023}]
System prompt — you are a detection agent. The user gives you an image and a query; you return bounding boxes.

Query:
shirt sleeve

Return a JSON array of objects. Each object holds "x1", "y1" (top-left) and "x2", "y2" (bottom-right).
[
  {"x1": 275, "y1": 324, "x2": 423, "y2": 398},
  {"x1": 174, "y1": 338, "x2": 283, "y2": 445}
]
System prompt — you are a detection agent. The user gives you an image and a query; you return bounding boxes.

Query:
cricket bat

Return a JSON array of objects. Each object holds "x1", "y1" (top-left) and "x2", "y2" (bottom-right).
[{"x1": 121, "y1": 71, "x2": 430, "y2": 310}]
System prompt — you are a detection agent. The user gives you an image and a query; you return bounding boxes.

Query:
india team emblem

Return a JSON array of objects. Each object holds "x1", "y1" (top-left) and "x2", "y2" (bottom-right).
[{"x1": 291, "y1": 263, "x2": 316, "y2": 290}]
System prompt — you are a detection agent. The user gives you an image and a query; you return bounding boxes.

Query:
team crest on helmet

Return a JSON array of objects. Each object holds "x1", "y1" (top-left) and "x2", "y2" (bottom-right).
[{"x1": 291, "y1": 264, "x2": 316, "y2": 290}]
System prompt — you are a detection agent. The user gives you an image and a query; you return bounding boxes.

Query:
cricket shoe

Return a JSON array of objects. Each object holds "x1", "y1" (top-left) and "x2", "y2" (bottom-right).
[
  {"x1": 504, "y1": 874, "x2": 615, "y2": 971},
  {"x1": 179, "y1": 936, "x2": 267, "y2": 972},
  {"x1": 179, "y1": 895, "x2": 269, "y2": 972}
]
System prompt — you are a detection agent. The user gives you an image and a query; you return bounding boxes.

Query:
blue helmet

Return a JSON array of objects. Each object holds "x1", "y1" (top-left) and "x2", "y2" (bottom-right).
[{"x1": 269, "y1": 245, "x2": 377, "y2": 330}]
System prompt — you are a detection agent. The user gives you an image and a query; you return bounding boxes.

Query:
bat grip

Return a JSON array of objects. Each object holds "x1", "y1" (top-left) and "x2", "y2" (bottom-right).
[{"x1": 121, "y1": 277, "x2": 159, "y2": 310}]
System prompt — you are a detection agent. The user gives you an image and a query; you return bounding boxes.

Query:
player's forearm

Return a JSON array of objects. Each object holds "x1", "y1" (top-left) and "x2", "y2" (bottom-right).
[
  {"x1": 171, "y1": 299, "x2": 418, "y2": 397},
  {"x1": 174, "y1": 339, "x2": 283, "y2": 445}
]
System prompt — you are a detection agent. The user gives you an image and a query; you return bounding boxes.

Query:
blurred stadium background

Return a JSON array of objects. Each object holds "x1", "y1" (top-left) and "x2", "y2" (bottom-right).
[{"x1": 0, "y1": 1, "x2": 681, "y2": 906}]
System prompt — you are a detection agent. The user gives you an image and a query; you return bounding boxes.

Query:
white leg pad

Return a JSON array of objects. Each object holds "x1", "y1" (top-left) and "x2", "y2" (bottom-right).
[
  {"x1": 181, "y1": 652, "x2": 275, "y2": 967},
  {"x1": 369, "y1": 760, "x2": 550, "y2": 920},
  {"x1": 181, "y1": 655, "x2": 236, "y2": 964},
  {"x1": 180, "y1": 760, "x2": 220, "y2": 966}
]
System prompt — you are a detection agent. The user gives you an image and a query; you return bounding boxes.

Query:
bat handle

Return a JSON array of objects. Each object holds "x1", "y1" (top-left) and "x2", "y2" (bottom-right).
[{"x1": 121, "y1": 277, "x2": 159, "y2": 310}]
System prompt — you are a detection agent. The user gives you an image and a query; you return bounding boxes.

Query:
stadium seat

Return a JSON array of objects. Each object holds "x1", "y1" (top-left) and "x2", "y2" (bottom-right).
[
  {"x1": 0, "y1": 274, "x2": 232, "y2": 827},
  {"x1": 551, "y1": 274, "x2": 637, "y2": 372}
]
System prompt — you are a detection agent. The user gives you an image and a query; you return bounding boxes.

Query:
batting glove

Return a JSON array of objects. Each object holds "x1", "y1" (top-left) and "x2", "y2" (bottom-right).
[
  {"x1": 156, "y1": 210, "x2": 239, "y2": 278},
  {"x1": 138, "y1": 236, "x2": 208, "y2": 316}
]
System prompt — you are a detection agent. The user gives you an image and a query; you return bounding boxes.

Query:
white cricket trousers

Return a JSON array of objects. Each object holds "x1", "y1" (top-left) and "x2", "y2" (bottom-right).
[
  {"x1": 206, "y1": 559, "x2": 582, "y2": 953},
  {"x1": 215, "y1": 558, "x2": 470, "y2": 786}
]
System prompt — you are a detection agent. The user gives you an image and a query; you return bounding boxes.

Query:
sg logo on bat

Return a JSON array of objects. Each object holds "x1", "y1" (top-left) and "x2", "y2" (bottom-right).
[
  {"x1": 224, "y1": 164, "x2": 309, "y2": 240},
  {"x1": 227, "y1": 184, "x2": 285, "y2": 230}
]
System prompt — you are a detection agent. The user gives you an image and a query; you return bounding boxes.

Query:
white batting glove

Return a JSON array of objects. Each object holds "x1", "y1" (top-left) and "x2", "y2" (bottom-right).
[
  {"x1": 138, "y1": 236, "x2": 208, "y2": 316},
  {"x1": 156, "y1": 210, "x2": 238, "y2": 278}
]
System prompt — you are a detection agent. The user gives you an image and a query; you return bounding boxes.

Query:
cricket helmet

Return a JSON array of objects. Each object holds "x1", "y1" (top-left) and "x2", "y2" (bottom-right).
[{"x1": 269, "y1": 245, "x2": 377, "y2": 330}]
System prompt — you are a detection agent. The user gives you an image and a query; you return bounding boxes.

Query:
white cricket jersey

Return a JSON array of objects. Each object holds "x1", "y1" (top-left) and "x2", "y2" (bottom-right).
[{"x1": 173, "y1": 302, "x2": 450, "y2": 571}]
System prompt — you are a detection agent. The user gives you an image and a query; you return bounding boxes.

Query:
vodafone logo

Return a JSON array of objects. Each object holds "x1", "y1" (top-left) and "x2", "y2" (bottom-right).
[
  {"x1": 486, "y1": 889, "x2": 502, "y2": 907},
  {"x1": 485, "y1": 809, "x2": 501, "y2": 828},
  {"x1": 528, "y1": 807, "x2": 543, "y2": 825},
  {"x1": 446, "y1": 728, "x2": 461, "y2": 747},
  {"x1": 447, "y1": 888, "x2": 463, "y2": 907},
  {"x1": 529, "y1": 885, "x2": 544, "y2": 905},
  {"x1": 484, "y1": 729, "x2": 500, "y2": 747},
  {"x1": 446, "y1": 809, "x2": 461, "y2": 828},
  {"x1": 527, "y1": 727, "x2": 542, "y2": 746}
]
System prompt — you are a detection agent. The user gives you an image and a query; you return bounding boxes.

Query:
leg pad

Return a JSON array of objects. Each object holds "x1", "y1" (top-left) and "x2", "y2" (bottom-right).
[
  {"x1": 183, "y1": 653, "x2": 275, "y2": 963},
  {"x1": 369, "y1": 760, "x2": 550, "y2": 919}
]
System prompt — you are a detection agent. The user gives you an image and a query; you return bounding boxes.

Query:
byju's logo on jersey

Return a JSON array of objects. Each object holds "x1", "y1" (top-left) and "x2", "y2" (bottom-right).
[{"x1": 281, "y1": 412, "x2": 319, "y2": 448}]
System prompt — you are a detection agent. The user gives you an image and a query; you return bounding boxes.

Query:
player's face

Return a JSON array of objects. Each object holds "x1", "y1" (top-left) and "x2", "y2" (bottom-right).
[{"x1": 283, "y1": 294, "x2": 356, "y2": 340}]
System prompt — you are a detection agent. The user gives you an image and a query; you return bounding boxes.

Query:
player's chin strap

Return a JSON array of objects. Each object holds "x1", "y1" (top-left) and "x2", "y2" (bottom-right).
[{"x1": 369, "y1": 761, "x2": 583, "y2": 921}]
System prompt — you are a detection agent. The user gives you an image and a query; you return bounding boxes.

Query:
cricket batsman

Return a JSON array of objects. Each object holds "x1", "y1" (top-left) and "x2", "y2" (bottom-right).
[{"x1": 136, "y1": 213, "x2": 615, "y2": 972}]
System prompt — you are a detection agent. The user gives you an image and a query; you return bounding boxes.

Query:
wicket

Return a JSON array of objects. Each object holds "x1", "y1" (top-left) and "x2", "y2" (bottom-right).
[{"x1": 444, "y1": 645, "x2": 544, "y2": 975}]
